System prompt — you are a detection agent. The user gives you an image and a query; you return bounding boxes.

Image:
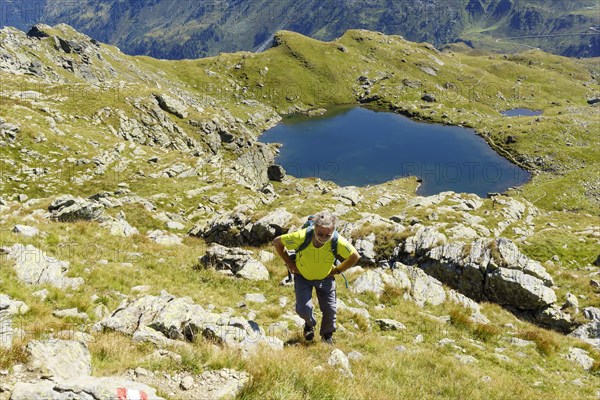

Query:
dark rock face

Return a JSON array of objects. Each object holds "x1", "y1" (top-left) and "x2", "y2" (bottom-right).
[
  {"x1": 26, "y1": 25, "x2": 50, "y2": 38},
  {"x1": 421, "y1": 93, "x2": 436, "y2": 102},
  {"x1": 267, "y1": 164, "x2": 286, "y2": 182}
]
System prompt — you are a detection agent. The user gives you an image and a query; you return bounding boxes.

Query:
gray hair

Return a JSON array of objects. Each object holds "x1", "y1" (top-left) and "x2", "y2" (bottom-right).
[{"x1": 312, "y1": 210, "x2": 337, "y2": 229}]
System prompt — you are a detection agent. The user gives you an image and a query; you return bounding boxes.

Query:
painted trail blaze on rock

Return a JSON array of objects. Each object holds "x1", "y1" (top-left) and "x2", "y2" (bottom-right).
[{"x1": 117, "y1": 387, "x2": 149, "y2": 400}]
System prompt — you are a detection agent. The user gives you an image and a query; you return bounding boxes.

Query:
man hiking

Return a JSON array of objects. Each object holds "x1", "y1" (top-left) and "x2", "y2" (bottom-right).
[{"x1": 273, "y1": 210, "x2": 360, "y2": 344}]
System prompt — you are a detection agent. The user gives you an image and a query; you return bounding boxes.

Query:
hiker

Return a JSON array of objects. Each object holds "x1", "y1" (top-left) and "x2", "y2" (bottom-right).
[{"x1": 272, "y1": 210, "x2": 360, "y2": 344}]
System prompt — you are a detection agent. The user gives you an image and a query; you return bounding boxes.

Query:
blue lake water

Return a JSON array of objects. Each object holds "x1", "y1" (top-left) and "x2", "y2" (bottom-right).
[
  {"x1": 501, "y1": 108, "x2": 542, "y2": 117},
  {"x1": 259, "y1": 106, "x2": 531, "y2": 196}
]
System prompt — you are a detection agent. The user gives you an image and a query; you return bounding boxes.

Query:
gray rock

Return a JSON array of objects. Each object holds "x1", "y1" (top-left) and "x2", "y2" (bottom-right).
[
  {"x1": 583, "y1": 307, "x2": 600, "y2": 322},
  {"x1": 48, "y1": 195, "x2": 104, "y2": 222},
  {"x1": 27, "y1": 339, "x2": 91, "y2": 380},
  {"x1": 328, "y1": 349, "x2": 353, "y2": 378},
  {"x1": 180, "y1": 375, "x2": 194, "y2": 390},
  {"x1": 189, "y1": 209, "x2": 250, "y2": 246},
  {"x1": 133, "y1": 325, "x2": 178, "y2": 347},
  {"x1": 347, "y1": 350, "x2": 364, "y2": 360},
  {"x1": 355, "y1": 233, "x2": 377, "y2": 265},
  {"x1": 166, "y1": 220, "x2": 186, "y2": 230},
  {"x1": 147, "y1": 229, "x2": 183, "y2": 245},
  {"x1": 154, "y1": 93, "x2": 188, "y2": 118},
  {"x1": 200, "y1": 243, "x2": 269, "y2": 281},
  {"x1": 404, "y1": 226, "x2": 447, "y2": 255},
  {"x1": 486, "y1": 268, "x2": 557, "y2": 310},
  {"x1": 414, "y1": 236, "x2": 556, "y2": 312},
  {"x1": 0, "y1": 294, "x2": 29, "y2": 315},
  {"x1": 95, "y1": 291, "x2": 280, "y2": 355},
  {"x1": 352, "y1": 269, "x2": 385, "y2": 295},
  {"x1": 249, "y1": 209, "x2": 292, "y2": 244},
  {"x1": 101, "y1": 217, "x2": 139, "y2": 237},
  {"x1": 375, "y1": 319, "x2": 406, "y2": 331},
  {"x1": 570, "y1": 321, "x2": 600, "y2": 350},
  {"x1": 563, "y1": 292, "x2": 579, "y2": 309},
  {"x1": 332, "y1": 187, "x2": 363, "y2": 206},
  {"x1": 421, "y1": 93, "x2": 436, "y2": 102},
  {"x1": 2, "y1": 244, "x2": 84, "y2": 289},
  {"x1": 12, "y1": 225, "x2": 39, "y2": 237},
  {"x1": 564, "y1": 347, "x2": 594, "y2": 370},
  {"x1": 0, "y1": 310, "x2": 12, "y2": 349},
  {"x1": 10, "y1": 377, "x2": 164, "y2": 400}
]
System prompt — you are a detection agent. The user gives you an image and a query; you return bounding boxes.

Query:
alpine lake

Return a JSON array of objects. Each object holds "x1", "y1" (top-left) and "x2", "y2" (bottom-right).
[{"x1": 259, "y1": 106, "x2": 531, "y2": 197}]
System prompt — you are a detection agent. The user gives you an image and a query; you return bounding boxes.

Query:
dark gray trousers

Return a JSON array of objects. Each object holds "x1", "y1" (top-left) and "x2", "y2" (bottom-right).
[{"x1": 294, "y1": 274, "x2": 337, "y2": 337}]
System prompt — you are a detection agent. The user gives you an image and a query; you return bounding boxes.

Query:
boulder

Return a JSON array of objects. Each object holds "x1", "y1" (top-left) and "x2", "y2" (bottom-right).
[
  {"x1": 48, "y1": 195, "x2": 105, "y2": 222},
  {"x1": 101, "y1": 217, "x2": 139, "y2": 237},
  {"x1": 188, "y1": 209, "x2": 250, "y2": 247},
  {"x1": 564, "y1": 347, "x2": 594, "y2": 370},
  {"x1": 421, "y1": 93, "x2": 436, "y2": 102},
  {"x1": 404, "y1": 226, "x2": 447, "y2": 255},
  {"x1": 328, "y1": 349, "x2": 353, "y2": 378},
  {"x1": 375, "y1": 319, "x2": 406, "y2": 331},
  {"x1": 1, "y1": 244, "x2": 84, "y2": 289},
  {"x1": 0, "y1": 293, "x2": 29, "y2": 315},
  {"x1": 12, "y1": 225, "x2": 39, "y2": 237},
  {"x1": 94, "y1": 291, "x2": 280, "y2": 355},
  {"x1": 354, "y1": 233, "x2": 377, "y2": 265},
  {"x1": 200, "y1": 243, "x2": 269, "y2": 281},
  {"x1": 154, "y1": 93, "x2": 188, "y2": 118},
  {"x1": 533, "y1": 306, "x2": 574, "y2": 333},
  {"x1": 267, "y1": 164, "x2": 286, "y2": 181},
  {"x1": 332, "y1": 187, "x2": 363, "y2": 206},
  {"x1": 569, "y1": 321, "x2": 600, "y2": 350},
  {"x1": 249, "y1": 209, "x2": 292, "y2": 244},
  {"x1": 147, "y1": 229, "x2": 183, "y2": 246},
  {"x1": 485, "y1": 268, "x2": 556, "y2": 310},
  {"x1": 26, "y1": 339, "x2": 92, "y2": 380}
]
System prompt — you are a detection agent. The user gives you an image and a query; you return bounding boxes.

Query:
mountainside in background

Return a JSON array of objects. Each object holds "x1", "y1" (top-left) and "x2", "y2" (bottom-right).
[
  {"x1": 0, "y1": 0, "x2": 598, "y2": 59},
  {"x1": 0, "y1": 24, "x2": 599, "y2": 399}
]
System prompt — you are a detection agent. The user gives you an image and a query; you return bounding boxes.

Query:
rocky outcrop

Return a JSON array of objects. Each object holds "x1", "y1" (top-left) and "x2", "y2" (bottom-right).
[
  {"x1": 48, "y1": 195, "x2": 105, "y2": 222},
  {"x1": 400, "y1": 227, "x2": 556, "y2": 311},
  {"x1": 200, "y1": 244, "x2": 270, "y2": 281},
  {"x1": 189, "y1": 207, "x2": 290, "y2": 247},
  {"x1": 94, "y1": 291, "x2": 281, "y2": 355},
  {"x1": 1, "y1": 244, "x2": 84, "y2": 289},
  {"x1": 188, "y1": 208, "x2": 251, "y2": 247}
]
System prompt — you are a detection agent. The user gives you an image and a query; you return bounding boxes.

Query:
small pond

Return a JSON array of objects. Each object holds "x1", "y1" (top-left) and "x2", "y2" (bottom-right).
[
  {"x1": 259, "y1": 106, "x2": 530, "y2": 197},
  {"x1": 501, "y1": 108, "x2": 542, "y2": 117}
]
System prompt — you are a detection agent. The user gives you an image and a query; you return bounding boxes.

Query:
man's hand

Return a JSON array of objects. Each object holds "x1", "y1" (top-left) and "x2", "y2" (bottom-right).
[
  {"x1": 327, "y1": 267, "x2": 339, "y2": 278},
  {"x1": 286, "y1": 261, "x2": 300, "y2": 275}
]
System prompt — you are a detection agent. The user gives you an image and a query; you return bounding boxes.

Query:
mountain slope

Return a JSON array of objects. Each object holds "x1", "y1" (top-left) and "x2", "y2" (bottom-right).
[
  {"x1": 0, "y1": 24, "x2": 599, "y2": 399},
  {"x1": 0, "y1": 0, "x2": 598, "y2": 59}
]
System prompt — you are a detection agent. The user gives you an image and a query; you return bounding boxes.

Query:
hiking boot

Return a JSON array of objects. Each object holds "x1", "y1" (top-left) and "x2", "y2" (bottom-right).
[
  {"x1": 303, "y1": 324, "x2": 315, "y2": 341},
  {"x1": 321, "y1": 334, "x2": 334, "y2": 345}
]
